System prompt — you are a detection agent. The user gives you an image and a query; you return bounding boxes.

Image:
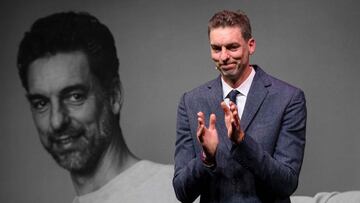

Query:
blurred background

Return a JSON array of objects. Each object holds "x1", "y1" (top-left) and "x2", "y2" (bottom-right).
[{"x1": 0, "y1": 0, "x2": 359, "y2": 202}]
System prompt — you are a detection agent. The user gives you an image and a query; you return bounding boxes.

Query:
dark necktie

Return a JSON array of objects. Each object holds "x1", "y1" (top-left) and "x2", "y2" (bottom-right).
[{"x1": 227, "y1": 89, "x2": 240, "y2": 104}]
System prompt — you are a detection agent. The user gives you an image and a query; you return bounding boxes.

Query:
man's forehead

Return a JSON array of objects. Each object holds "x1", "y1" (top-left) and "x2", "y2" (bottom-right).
[
  {"x1": 209, "y1": 26, "x2": 244, "y2": 44},
  {"x1": 27, "y1": 51, "x2": 94, "y2": 95},
  {"x1": 210, "y1": 25, "x2": 242, "y2": 34}
]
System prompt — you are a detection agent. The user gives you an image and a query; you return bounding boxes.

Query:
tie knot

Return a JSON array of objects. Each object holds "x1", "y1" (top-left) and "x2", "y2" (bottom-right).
[{"x1": 227, "y1": 89, "x2": 240, "y2": 104}]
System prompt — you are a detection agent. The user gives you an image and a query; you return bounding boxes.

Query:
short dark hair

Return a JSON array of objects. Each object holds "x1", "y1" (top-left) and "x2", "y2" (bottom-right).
[
  {"x1": 17, "y1": 11, "x2": 120, "y2": 95},
  {"x1": 208, "y1": 10, "x2": 252, "y2": 41}
]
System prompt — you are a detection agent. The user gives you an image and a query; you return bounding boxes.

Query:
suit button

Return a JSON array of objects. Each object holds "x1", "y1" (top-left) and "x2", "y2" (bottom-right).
[{"x1": 231, "y1": 177, "x2": 241, "y2": 185}]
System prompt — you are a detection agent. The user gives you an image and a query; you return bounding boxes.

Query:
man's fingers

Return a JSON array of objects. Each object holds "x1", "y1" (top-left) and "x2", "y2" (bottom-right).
[
  {"x1": 198, "y1": 114, "x2": 204, "y2": 126},
  {"x1": 229, "y1": 102, "x2": 239, "y2": 119},
  {"x1": 221, "y1": 101, "x2": 231, "y2": 115},
  {"x1": 197, "y1": 112, "x2": 206, "y2": 143},
  {"x1": 229, "y1": 102, "x2": 237, "y2": 112},
  {"x1": 231, "y1": 108, "x2": 239, "y2": 123},
  {"x1": 197, "y1": 112, "x2": 205, "y2": 130},
  {"x1": 229, "y1": 102, "x2": 241, "y2": 127},
  {"x1": 209, "y1": 114, "x2": 216, "y2": 130},
  {"x1": 197, "y1": 125, "x2": 204, "y2": 142},
  {"x1": 197, "y1": 112, "x2": 205, "y2": 122}
]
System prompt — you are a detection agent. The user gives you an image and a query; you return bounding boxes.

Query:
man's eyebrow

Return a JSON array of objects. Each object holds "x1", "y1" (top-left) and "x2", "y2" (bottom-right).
[
  {"x1": 59, "y1": 84, "x2": 89, "y2": 96},
  {"x1": 210, "y1": 44, "x2": 221, "y2": 49},
  {"x1": 211, "y1": 43, "x2": 240, "y2": 47},
  {"x1": 26, "y1": 93, "x2": 46, "y2": 101},
  {"x1": 227, "y1": 43, "x2": 239, "y2": 46}
]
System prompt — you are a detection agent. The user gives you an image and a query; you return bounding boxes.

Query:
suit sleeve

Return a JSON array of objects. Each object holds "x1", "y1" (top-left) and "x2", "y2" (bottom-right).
[
  {"x1": 231, "y1": 89, "x2": 307, "y2": 197},
  {"x1": 173, "y1": 93, "x2": 214, "y2": 203}
]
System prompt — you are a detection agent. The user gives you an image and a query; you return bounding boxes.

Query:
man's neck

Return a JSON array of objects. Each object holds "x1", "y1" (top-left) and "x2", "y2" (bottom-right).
[
  {"x1": 223, "y1": 65, "x2": 252, "y2": 88},
  {"x1": 70, "y1": 129, "x2": 139, "y2": 196}
]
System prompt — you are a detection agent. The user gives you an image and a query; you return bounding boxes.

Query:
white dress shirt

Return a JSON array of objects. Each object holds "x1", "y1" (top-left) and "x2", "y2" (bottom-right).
[{"x1": 221, "y1": 66, "x2": 255, "y2": 119}]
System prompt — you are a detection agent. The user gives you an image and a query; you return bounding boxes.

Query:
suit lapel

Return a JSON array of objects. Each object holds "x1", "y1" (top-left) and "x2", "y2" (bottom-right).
[
  {"x1": 206, "y1": 67, "x2": 272, "y2": 150},
  {"x1": 241, "y1": 66, "x2": 270, "y2": 132}
]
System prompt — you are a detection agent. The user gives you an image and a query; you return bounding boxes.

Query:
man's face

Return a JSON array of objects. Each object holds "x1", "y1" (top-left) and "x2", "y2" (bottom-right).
[
  {"x1": 26, "y1": 51, "x2": 115, "y2": 173},
  {"x1": 209, "y1": 26, "x2": 255, "y2": 81}
]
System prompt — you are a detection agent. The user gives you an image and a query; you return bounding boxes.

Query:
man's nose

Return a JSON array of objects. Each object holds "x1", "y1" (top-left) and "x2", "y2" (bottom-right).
[
  {"x1": 220, "y1": 48, "x2": 229, "y2": 62},
  {"x1": 50, "y1": 102, "x2": 69, "y2": 132}
]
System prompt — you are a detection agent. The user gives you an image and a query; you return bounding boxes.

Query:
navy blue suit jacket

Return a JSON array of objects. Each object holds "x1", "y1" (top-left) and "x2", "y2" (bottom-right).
[{"x1": 173, "y1": 65, "x2": 306, "y2": 203}]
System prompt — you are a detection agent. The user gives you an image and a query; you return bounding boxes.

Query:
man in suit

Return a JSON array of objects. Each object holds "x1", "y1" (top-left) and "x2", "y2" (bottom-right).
[
  {"x1": 173, "y1": 10, "x2": 306, "y2": 203},
  {"x1": 17, "y1": 11, "x2": 178, "y2": 203}
]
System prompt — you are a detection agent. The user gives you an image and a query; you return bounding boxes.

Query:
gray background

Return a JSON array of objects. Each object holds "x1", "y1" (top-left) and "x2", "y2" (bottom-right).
[{"x1": 0, "y1": 0, "x2": 359, "y2": 202}]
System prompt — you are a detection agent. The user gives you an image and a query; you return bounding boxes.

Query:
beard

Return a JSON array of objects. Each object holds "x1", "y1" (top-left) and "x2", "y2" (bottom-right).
[
  {"x1": 216, "y1": 60, "x2": 246, "y2": 79},
  {"x1": 43, "y1": 107, "x2": 114, "y2": 174}
]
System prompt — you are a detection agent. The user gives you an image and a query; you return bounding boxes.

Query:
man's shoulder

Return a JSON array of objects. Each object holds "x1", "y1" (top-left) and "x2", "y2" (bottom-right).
[
  {"x1": 74, "y1": 160, "x2": 179, "y2": 203},
  {"x1": 182, "y1": 76, "x2": 220, "y2": 97},
  {"x1": 254, "y1": 65, "x2": 305, "y2": 96},
  {"x1": 134, "y1": 160, "x2": 174, "y2": 174}
]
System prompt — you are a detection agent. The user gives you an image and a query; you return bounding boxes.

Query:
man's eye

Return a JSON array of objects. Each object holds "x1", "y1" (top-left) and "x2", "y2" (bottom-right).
[
  {"x1": 227, "y1": 45, "x2": 239, "y2": 51},
  {"x1": 68, "y1": 93, "x2": 86, "y2": 104},
  {"x1": 211, "y1": 46, "x2": 221, "y2": 53},
  {"x1": 31, "y1": 99, "x2": 48, "y2": 112}
]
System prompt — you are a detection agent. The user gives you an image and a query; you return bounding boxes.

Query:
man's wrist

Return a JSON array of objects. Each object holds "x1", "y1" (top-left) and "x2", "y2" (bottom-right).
[
  {"x1": 232, "y1": 131, "x2": 245, "y2": 145},
  {"x1": 200, "y1": 151, "x2": 216, "y2": 168}
]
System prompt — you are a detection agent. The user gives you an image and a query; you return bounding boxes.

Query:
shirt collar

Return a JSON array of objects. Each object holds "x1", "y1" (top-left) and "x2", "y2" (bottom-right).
[{"x1": 221, "y1": 66, "x2": 255, "y2": 99}]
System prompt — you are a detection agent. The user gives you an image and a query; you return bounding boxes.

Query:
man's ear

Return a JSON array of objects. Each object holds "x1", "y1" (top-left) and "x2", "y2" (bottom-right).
[
  {"x1": 110, "y1": 77, "x2": 123, "y2": 115},
  {"x1": 248, "y1": 38, "x2": 256, "y2": 55}
]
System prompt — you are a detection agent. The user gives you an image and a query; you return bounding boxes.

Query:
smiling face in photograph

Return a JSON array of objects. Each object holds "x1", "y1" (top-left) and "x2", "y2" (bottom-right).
[{"x1": 26, "y1": 51, "x2": 115, "y2": 173}]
